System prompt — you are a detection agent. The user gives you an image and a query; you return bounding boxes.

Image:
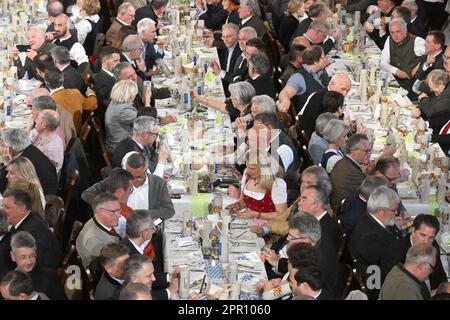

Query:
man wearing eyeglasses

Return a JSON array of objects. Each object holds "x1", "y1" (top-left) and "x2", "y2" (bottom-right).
[
  {"x1": 292, "y1": 21, "x2": 340, "y2": 55},
  {"x1": 330, "y1": 133, "x2": 371, "y2": 214},
  {"x1": 379, "y1": 243, "x2": 435, "y2": 300},
  {"x1": 381, "y1": 214, "x2": 447, "y2": 291},
  {"x1": 111, "y1": 116, "x2": 168, "y2": 177},
  {"x1": 76, "y1": 193, "x2": 122, "y2": 268},
  {"x1": 349, "y1": 185, "x2": 399, "y2": 300},
  {"x1": 210, "y1": 23, "x2": 242, "y2": 95},
  {"x1": 106, "y1": 2, "x2": 137, "y2": 49},
  {"x1": 10, "y1": 231, "x2": 67, "y2": 300},
  {"x1": 262, "y1": 212, "x2": 339, "y2": 298}
]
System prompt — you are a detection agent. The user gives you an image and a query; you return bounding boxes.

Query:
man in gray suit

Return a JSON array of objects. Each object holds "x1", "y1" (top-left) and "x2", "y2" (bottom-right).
[{"x1": 76, "y1": 193, "x2": 122, "y2": 267}]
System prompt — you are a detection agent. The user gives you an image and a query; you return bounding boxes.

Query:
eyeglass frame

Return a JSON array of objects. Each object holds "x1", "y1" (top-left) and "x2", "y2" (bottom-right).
[{"x1": 99, "y1": 207, "x2": 122, "y2": 215}]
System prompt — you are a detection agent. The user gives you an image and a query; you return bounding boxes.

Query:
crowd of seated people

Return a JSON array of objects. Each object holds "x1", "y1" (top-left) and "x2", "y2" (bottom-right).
[{"x1": 0, "y1": 0, "x2": 448, "y2": 301}]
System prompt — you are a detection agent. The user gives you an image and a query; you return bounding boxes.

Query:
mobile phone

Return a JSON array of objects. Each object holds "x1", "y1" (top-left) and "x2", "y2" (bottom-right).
[
  {"x1": 154, "y1": 218, "x2": 163, "y2": 226},
  {"x1": 16, "y1": 45, "x2": 31, "y2": 52}
]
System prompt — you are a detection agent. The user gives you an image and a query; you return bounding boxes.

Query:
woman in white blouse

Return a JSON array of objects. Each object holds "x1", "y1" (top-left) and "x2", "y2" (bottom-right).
[
  {"x1": 70, "y1": 0, "x2": 101, "y2": 51},
  {"x1": 226, "y1": 149, "x2": 287, "y2": 224}
]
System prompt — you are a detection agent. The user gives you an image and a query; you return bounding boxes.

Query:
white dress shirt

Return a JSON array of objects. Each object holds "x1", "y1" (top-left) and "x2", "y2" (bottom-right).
[
  {"x1": 127, "y1": 175, "x2": 149, "y2": 210},
  {"x1": 380, "y1": 36, "x2": 426, "y2": 75}
]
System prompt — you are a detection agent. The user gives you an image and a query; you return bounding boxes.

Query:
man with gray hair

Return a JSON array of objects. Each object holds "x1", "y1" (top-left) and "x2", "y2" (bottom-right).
[
  {"x1": 50, "y1": 46, "x2": 85, "y2": 93},
  {"x1": 10, "y1": 231, "x2": 67, "y2": 299},
  {"x1": 111, "y1": 116, "x2": 168, "y2": 177},
  {"x1": 76, "y1": 193, "x2": 122, "y2": 267},
  {"x1": 308, "y1": 112, "x2": 337, "y2": 165},
  {"x1": 32, "y1": 109, "x2": 64, "y2": 176},
  {"x1": 380, "y1": 18, "x2": 425, "y2": 89},
  {"x1": 294, "y1": 21, "x2": 339, "y2": 55},
  {"x1": 0, "y1": 128, "x2": 58, "y2": 195},
  {"x1": 379, "y1": 243, "x2": 435, "y2": 299},
  {"x1": 120, "y1": 34, "x2": 146, "y2": 79},
  {"x1": 119, "y1": 282, "x2": 152, "y2": 300},
  {"x1": 11, "y1": 26, "x2": 56, "y2": 81},
  {"x1": 238, "y1": 0, "x2": 265, "y2": 37},
  {"x1": 289, "y1": 2, "x2": 328, "y2": 45},
  {"x1": 0, "y1": 270, "x2": 48, "y2": 300},
  {"x1": 262, "y1": 212, "x2": 339, "y2": 297},
  {"x1": 349, "y1": 185, "x2": 399, "y2": 299},
  {"x1": 299, "y1": 185, "x2": 342, "y2": 254},
  {"x1": 330, "y1": 133, "x2": 372, "y2": 213},
  {"x1": 341, "y1": 175, "x2": 388, "y2": 236},
  {"x1": 122, "y1": 253, "x2": 178, "y2": 300},
  {"x1": 247, "y1": 52, "x2": 277, "y2": 98},
  {"x1": 210, "y1": 23, "x2": 242, "y2": 94},
  {"x1": 401, "y1": 0, "x2": 426, "y2": 38},
  {"x1": 136, "y1": 18, "x2": 165, "y2": 79},
  {"x1": 106, "y1": 2, "x2": 137, "y2": 49}
]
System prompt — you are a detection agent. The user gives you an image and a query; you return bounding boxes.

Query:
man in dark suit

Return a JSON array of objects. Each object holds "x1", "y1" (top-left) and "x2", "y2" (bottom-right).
[
  {"x1": 50, "y1": 46, "x2": 86, "y2": 93},
  {"x1": 0, "y1": 128, "x2": 58, "y2": 195},
  {"x1": 0, "y1": 211, "x2": 15, "y2": 279},
  {"x1": 410, "y1": 31, "x2": 445, "y2": 97},
  {"x1": 299, "y1": 186, "x2": 342, "y2": 254},
  {"x1": 95, "y1": 243, "x2": 130, "y2": 300},
  {"x1": 10, "y1": 231, "x2": 67, "y2": 299},
  {"x1": 402, "y1": 0, "x2": 427, "y2": 39},
  {"x1": 133, "y1": 0, "x2": 168, "y2": 30},
  {"x1": 299, "y1": 73, "x2": 352, "y2": 137},
  {"x1": 247, "y1": 52, "x2": 277, "y2": 98},
  {"x1": 199, "y1": 0, "x2": 228, "y2": 31},
  {"x1": 289, "y1": 2, "x2": 328, "y2": 45},
  {"x1": 0, "y1": 270, "x2": 49, "y2": 300},
  {"x1": 94, "y1": 46, "x2": 121, "y2": 122},
  {"x1": 381, "y1": 214, "x2": 447, "y2": 290},
  {"x1": 120, "y1": 35, "x2": 146, "y2": 80},
  {"x1": 330, "y1": 134, "x2": 370, "y2": 214},
  {"x1": 363, "y1": 0, "x2": 395, "y2": 50},
  {"x1": 341, "y1": 175, "x2": 387, "y2": 236},
  {"x1": 263, "y1": 213, "x2": 339, "y2": 298},
  {"x1": 293, "y1": 20, "x2": 339, "y2": 55},
  {"x1": 2, "y1": 190, "x2": 62, "y2": 270},
  {"x1": 238, "y1": 0, "x2": 266, "y2": 37},
  {"x1": 210, "y1": 23, "x2": 242, "y2": 94},
  {"x1": 120, "y1": 209, "x2": 176, "y2": 297},
  {"x1": 122, "y1": 254, "x2": 178, "y2": 300},
  {"x1": 111, "y1": 116, "x2": 168, "y2": 176},
  {"x1": 349, "y1": 186, "x2": 399, "y2": 300}
]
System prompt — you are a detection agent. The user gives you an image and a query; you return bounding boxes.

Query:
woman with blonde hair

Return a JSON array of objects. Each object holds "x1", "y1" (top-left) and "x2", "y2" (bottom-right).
[
  {"x1": 278, "y1": 0, "x2": 306, "y2": 51},
  {"x1": 105, "y1": 80, "x2": 139, "y2": 151},
  {"x1": 226, "y1": 149, "x2": 287, "y2": 223},
  {"x1": 5, "y1": 157, "x2": 46, "y2": 219}
]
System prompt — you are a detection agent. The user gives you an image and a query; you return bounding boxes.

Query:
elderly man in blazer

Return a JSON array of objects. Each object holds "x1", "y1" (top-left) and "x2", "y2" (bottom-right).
[
  {"x1": 76, "y1": 193, "x2": 122, "y2": 267},
  {"x1": 2, "y1": 190, "x2": 62, "y2": 270},
  {"x1": 329, "y1": 134, "x2": 371, "y2": 214},
  {"x1": 238, "y1": 0, "x2": 266, "y2": 37},
  {"x1": 106, "y1": 2, "x2": 137, "y2": 49},
  {"x1": 349, "y1": 186, "x2": 399, "y2": 300}
]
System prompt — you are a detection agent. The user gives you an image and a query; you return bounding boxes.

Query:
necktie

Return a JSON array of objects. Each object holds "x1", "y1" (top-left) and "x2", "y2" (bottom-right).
[
  {"x1": 110, "y1": 228, "x2": 121, "y2": 238},
  {"x1": 144, "y1": 242, "x2": 156, "y2": 261}
]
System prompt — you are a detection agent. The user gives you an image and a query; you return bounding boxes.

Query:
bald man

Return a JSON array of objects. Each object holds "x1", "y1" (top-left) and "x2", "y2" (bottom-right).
[
  {"x1": 32, "y1": 109, "x2": 65, "y2": 175},
  {"x1": 299, "y1": 72, "x2": 352, "y2": 137},
  {"x1": 11, "y1": 26, "x2": 56, "y2": 81}
]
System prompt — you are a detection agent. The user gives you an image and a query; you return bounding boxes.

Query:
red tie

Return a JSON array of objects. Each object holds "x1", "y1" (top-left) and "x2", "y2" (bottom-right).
[
  {"x1": 110, "y1": 228, "x2": 120, "y2": 238},
  {"x1": 144, "y1": 242, "x2": 156, "y2": 261}
]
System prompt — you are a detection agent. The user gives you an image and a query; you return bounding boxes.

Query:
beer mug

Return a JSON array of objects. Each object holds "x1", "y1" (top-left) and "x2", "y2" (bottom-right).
[
  {"x1": 226, "y1": 262, "x2": 238, "y2": 283},
  {"x1": 212, "y1": 194, "x2": 223, "y2": 213},
  {"x1": 221, "y1": 214, "x2": 231, "y2": 235},
  {"x1": 219, "y1": 235, "x2": 229, "y2": 263},
  {"x1": 230, "y1": 282, "x2": 241, "y2": 300},
  {"x1": 179, "y1": 269, "x2": 190, "y2": 299},
  {"x1": 182, "y1": 210, "x2": 193, "y2": 236},
  {"x1": 441, "y1": 157, "x2": 449, "y2": 173}
]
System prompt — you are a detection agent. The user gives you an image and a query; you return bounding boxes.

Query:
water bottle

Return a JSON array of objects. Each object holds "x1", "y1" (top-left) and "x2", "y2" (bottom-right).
[{"x1": 4, "y1": 96, "x2": 12, "y2": 122}]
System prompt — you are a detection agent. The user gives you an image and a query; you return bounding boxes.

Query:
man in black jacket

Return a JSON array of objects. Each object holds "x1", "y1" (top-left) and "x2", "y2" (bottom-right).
[
  {"x1": 289, "y1": 2, "x2": 328, "y2": 45},
  {"x1": 10, "y1": 231, "x2": 67, "y2": 299},
  {"x1": 0, "y1": 128, "x2": 58, "y2": 195},
  {"x1": 111, "y1": 116, "x2": 168, "y2": 176},
  {"x1": 198, "y1": 0, "x2": 228, "y2": 31},
  {"x1": 50, "y1": 46, "x2": 86, "y2": 94},
  {"x1": 95, "y1": 243, "x2": 130, "y2": 300},
  {"x1": 0, "y1": 211, "x2": 15, "y2": 279},
  {"x1": 349, "y1": 185, "x2": 399, "y2": 299},
  {"x1": 381, "y1": 214, "x2": 447, "y2": 290},
  {"x1": 122, "y1": 254, "x2": 179, "y2": 300},
  {"x1": 2, "y1": 189, "x2": 62, "y2": 270},
  {"x1": 238, "y1": 0, "x2": 266, "y2": 37},
  {"x1": 133, "y1": 0, "x2": 168, "y2": 29},
  {"x1": 94, "y1": 46, "x2": 121, "y2": 123}
]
